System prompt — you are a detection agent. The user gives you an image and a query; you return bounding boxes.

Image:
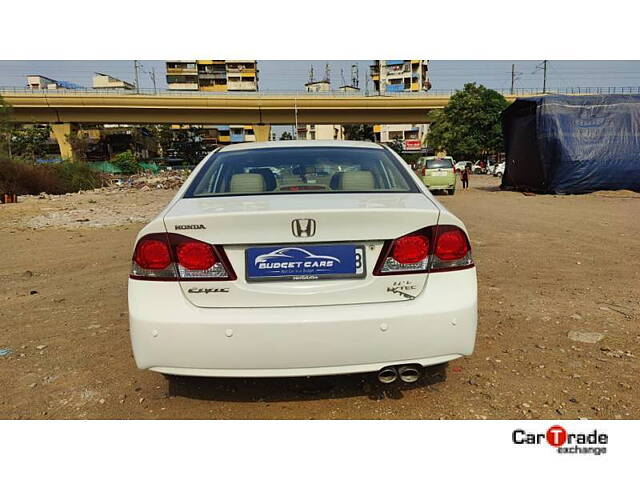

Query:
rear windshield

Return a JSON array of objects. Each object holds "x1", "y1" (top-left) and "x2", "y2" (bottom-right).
[
  {"x1": 425, "y1": 158, "x2": 453, "y2": 169},
  {"x1": 185, "y1": 146, "x2": 419, "y2": 197}
]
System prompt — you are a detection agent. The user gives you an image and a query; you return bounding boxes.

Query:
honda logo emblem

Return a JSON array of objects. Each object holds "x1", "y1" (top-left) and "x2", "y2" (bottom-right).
[{"x1": 291, "y1": 218, "x2": 316, "y2": 237}]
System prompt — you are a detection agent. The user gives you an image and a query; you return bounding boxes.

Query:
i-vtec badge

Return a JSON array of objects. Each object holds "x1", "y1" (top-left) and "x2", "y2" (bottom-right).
[{"x1": 175, "y1": 224, "x2": 206, "y2": 230}]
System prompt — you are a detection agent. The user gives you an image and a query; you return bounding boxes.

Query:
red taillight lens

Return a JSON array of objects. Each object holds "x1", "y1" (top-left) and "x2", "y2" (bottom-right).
[
  {"x1": 391, "y1": 235, "x2": 429, "y2": 264},
  {"x1": 422, "y1": 167, "x2": 426, "y2": 175},
  {"x1": 435, "y1": 229, "x2": 469, "y2": 261},
  {"x1": 134, "y1": 239, "x2": 171, "y2": 269},
  {"x1": 176, "y1": 241, "x2": 217, "y2": 270}
]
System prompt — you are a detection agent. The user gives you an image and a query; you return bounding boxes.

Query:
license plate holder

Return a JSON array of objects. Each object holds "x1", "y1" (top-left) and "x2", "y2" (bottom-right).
[{"x1": 245, "y1": 244, "x2": 366, "y2": 282}]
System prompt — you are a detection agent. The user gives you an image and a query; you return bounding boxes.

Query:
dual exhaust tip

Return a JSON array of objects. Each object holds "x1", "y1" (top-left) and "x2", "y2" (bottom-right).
[{"x1": 377, "y1": 365, "x2": 422, "y2": 384}]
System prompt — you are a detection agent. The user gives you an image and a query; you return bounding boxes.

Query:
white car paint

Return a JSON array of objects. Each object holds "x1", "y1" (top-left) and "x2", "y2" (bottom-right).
[{"x1": 128, "y1": 140, "x2": 477, "y2": 378}]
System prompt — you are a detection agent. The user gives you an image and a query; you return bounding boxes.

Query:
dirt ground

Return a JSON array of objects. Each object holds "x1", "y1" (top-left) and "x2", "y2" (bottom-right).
[{"x1": 1, "y1": 174, "x2": 638, "y2": 419}]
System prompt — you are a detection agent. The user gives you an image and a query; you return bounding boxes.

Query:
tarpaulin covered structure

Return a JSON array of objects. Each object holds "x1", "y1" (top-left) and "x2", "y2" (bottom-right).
[{"x1": 501, "y1": 95, "x2": 640, "y2": 193}]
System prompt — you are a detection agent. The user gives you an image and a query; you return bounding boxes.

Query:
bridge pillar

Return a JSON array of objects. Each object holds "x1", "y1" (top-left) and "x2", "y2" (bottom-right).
[
  {"x1": 51, "y1": 123, "x2": 79, "y2": 161},
  {"x1": 253, "y1": 124, "x2": 271, "y2": 142}
]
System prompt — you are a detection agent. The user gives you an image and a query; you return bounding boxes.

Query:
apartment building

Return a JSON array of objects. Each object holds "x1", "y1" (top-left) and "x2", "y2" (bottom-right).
[
  {"x1": 370, "y1": 60, "x2": 431, "y2": 94},
  {"x1": 26, "y1": 75, "x2": 80, "y2": 90},
  {"x1": 296, "y1": 80, "x2": 345, "y2": 141},
  {"x1": 165, "y1": 60, "x2": 258, "y2": 92},
  {"x1": 165, "y1": 60, "x2": 260, "y2": 146},
  {"x1": 370, "y1": 60, "x2": 431, "y2": 151},
  {"x1": 92, "y1": 73, "x2": 135, "y2": 90},
  {"x1": 373, "y1": 124, "x2": 430, "y2": 151}
]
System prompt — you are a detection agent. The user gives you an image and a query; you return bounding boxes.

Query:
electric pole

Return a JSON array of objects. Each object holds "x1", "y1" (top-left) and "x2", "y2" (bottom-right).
[
  {"x1": 149, "y1": 67, "x2": 157, "y2": 94},
  {"x1": 510, "y1": 63, "x2": 522, "y2": 95},
  {"x1": 133, "y1": 60, "x2": 140, "y2": 94},
  {"x1": 543, "y1": 60, "x2": 548, "y2": 93}
]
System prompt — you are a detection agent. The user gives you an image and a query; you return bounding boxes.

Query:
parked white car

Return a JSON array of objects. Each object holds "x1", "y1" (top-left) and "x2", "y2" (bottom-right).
[
  {"x1": 472, "y1": 161, "x2": 487, "y2": 174},
  {"x1": 128, "y1": 141, "x2": 477, "y2": 384},
  {"x1": 454, "y1": 161, "x2": 473, "y2": 172},
  {"x1": 493, "y1": 162, "x2": 505, "y2": 177}
]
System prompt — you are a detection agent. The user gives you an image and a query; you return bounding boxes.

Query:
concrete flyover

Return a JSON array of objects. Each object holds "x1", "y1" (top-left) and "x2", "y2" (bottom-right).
[
  {"x1": 0, "y1": 88, "x2": 552, "y2": 159},
  {"x1": 3, "y1": 90, "x2": 463, "y2": 126}
]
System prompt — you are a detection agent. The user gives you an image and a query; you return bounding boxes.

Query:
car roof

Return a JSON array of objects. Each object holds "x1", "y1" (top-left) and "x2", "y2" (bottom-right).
[{"x1": 218, "y1": 140, "x2": 384, "y2": 152}]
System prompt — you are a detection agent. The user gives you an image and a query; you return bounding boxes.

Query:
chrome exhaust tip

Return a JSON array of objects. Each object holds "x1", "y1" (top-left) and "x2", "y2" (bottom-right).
[
  {"x1": 398, "y1": 365, "x2": 422, "y2": 383},
  {"x1": 377, "y1": 367, "x2": 398, "y2": 384}
]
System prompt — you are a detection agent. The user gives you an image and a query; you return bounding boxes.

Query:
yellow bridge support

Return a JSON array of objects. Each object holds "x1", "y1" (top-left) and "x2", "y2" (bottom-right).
[{"x1": 50, "y1": 123, "x2": 78, "y2": 161}]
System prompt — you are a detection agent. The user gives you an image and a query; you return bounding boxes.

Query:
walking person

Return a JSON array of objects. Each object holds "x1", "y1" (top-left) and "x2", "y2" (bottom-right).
[{"x1": 461, "y1": 165, "x2": 470, "y2": 190}]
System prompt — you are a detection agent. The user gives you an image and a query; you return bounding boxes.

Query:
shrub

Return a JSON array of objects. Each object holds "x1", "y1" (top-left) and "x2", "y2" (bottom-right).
[
  {"x1": 111, "y1": 150, "x2": 140, "y2": 174},
  {"x1": 54, "y1": 161, "x2": 103, "y2": 192},
  {"x1": 0, "y1": 158, "x2": 104, "y2": 195}
]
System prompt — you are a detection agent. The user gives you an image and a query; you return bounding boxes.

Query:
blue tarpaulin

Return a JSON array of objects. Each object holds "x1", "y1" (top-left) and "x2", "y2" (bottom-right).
[{"x1": 501, "y1": 95, "x2": 640, "y2": 193}]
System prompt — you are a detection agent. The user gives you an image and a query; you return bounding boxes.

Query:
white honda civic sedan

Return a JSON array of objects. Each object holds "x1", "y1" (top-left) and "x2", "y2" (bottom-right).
[{"x1": 128, "y1": 140, "x2": 477, "y2": 384}]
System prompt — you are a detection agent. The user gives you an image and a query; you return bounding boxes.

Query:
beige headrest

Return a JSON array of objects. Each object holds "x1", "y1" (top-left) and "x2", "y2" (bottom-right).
[
  {"x1": 229, "y1": 173, "x2": 266, "y2": 193},
  {"x1": 340, "y1": 171, "x2": 375, "y2": 190}
]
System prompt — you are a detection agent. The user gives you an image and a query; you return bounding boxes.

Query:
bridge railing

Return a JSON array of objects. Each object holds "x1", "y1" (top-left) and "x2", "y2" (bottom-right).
[{"x1": 1, "y1": 86, "x2": 640, "y2": 97}]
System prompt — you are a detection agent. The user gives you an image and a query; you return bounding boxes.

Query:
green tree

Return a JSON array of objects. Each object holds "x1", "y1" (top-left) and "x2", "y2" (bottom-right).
[
  {"x1": 427, "y1": 83, "x2": 509, "y2": 160},
  {"x1": 279, "y1": 131, "x2": 293, "y2": 140},
  {"x1": 343, "y1": 124, "x2": 374, "y2": 141},
  {"x1": 10, "y1": 125, "x2": 52, "y2": 161},
  {"x1": 65, "y1": 131, "x2": 90, "y2": 162},
  {"x1": 0, "y1": 95, "x2": 13, "y2": 157},
  {"x1": 111, "y1": 150, "x2": 140, "y2": 174},
  {"x1": 153, "y1": 124, "x2": 174, "y2": 157}
]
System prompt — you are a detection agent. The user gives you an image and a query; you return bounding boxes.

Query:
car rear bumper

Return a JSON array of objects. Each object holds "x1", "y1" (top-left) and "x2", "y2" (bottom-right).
[
  {"x1": 422, "y1": 178, "x2": 455, "y2": 190},
  {"x1": 128, "y1": 268, "x2": 477, "y2": 377}
]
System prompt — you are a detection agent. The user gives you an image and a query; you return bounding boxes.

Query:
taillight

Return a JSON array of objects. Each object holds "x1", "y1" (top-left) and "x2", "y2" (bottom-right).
[
  {"x1": 391, "y1": 235, "x2": 429, "y2": 264},
  {"x1": 430, "y1": 225, "x2": 473, "y2": 272},
  {"x1": 421, "y1": 167, "x2": 426, "y2": 176},
  {"x1": 130, "y1": 233, "x2": 236, "y2": 281},
  {"x1": 374, "y1": 225, "x2": 473, "y2": 275},
  {"x1": 135, "y1": 239, "x2": 171, "y2": 269},
  {"x1": 176, "y1": 242, "x2": 216, "y2": 270}
]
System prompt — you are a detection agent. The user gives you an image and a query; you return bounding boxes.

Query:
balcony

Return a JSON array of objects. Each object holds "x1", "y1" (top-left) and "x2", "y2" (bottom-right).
[
  {"x1": 385, "y1": 83, "x2": 406, "y2": 92},
  {"x1": 227, "y1": 67, "x2": 256, "y2": 74},
  {"x1": 198, "y1": 72, "x2": 227, "y2": 80},
  {"x1": 199, "y1": 85, "x2": 228, "y2": 92},
  {"x1": 167, "y1": 83, "x2": 199, "y2": 91},
  {"x1": 167, "y1": 67, "x2": 197, "y2": 75},
  {"x1": 227, "y1": 81, "x2": 257, "y2": 91}
]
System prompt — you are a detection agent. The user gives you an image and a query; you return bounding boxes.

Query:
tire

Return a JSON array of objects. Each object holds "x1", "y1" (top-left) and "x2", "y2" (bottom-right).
[
  {"x1": 496, "y1": 172, "x2": 503, "y2": 178},
  {"x1": 448, "y1": 189, "x2": 455, "y2": 195}
]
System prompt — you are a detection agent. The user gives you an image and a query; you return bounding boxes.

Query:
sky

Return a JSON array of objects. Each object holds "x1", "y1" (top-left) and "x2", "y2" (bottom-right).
[{"x1": 1, "y1": 60, "x2": 639, "y2": 93}]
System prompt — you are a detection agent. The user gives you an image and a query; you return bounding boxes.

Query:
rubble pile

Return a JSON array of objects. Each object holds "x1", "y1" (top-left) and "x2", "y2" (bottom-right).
[
  {"x1": 5, "y1": 171, "x2": 189, "y2": 230},
  {"x1": 122, "y1": 170, "x2": 190, "y2": 191}
]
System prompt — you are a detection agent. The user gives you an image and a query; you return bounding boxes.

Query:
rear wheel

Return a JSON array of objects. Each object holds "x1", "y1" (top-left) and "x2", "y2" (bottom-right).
[{"x1": 448, "y1": 189, "x2": 455, "y2": 195}]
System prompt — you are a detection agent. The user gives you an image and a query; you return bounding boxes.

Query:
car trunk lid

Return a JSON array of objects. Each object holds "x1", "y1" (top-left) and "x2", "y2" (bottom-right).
[{"x1": 163, "y1": 193, "x2": 441, "y2": 307}]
